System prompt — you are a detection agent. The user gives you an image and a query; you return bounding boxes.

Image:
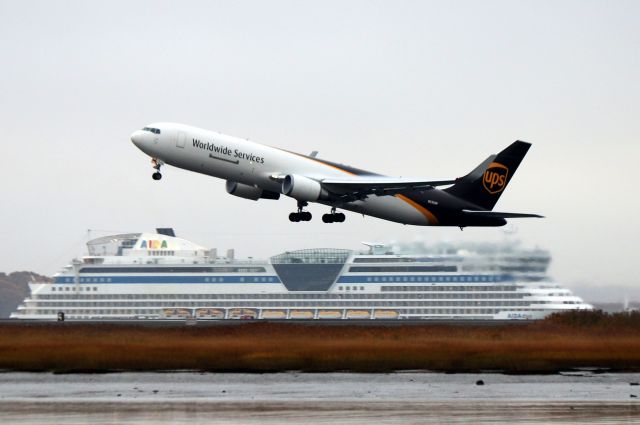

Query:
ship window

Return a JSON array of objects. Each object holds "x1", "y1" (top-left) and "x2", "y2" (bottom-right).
[
  {"x1": 349, "y1": 266, "x2": 457, "y2": 273},
  {"x1": 80, "y1": 266, "x2": 267, "y2": 273}
]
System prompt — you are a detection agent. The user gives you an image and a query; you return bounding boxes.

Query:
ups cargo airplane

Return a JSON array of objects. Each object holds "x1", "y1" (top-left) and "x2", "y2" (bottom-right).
[{"x1": 131, "y1": 123, "x2": 542, "y2": 227}]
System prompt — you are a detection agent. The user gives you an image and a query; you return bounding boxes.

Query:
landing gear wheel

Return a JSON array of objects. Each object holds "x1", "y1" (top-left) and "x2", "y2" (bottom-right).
[
  {"x1": 289, "y1": 201, "x2": 311, "y2": 222},
  {"x1": 289, "y1": 212, "x2": 301, "y2": 222},
  {"x1": 152, "y1": 172, "x2": 162, "y2": 181},
  {"x1": 322, "y1": 214, "x2": 334, "y2": 223},
  {"x1": 322, "y1": 210, "x2": 345, "y2": 223}
]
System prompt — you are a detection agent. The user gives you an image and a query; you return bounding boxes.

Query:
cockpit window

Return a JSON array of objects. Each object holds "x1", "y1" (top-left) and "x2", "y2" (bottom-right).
[{"x1": 142, "y1": 127, "x2": 161, "y2": 134}]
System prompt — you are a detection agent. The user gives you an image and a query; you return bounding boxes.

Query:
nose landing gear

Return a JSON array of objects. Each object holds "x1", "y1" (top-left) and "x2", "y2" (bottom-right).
[
  {"x1": 289, "y1": 201, "x2": 312, "y2": 222},
  {"x1": 151, "y1": 159, "x2": 163, "y2": 180},
  {"x1": 322, "y1": 208, "x2": 345, "y2": 223}
]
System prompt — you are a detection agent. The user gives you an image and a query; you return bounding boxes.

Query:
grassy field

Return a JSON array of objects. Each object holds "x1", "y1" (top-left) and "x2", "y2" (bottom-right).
[{"x1": 1, "y1": 311, "x2": 639, "y2": 373}]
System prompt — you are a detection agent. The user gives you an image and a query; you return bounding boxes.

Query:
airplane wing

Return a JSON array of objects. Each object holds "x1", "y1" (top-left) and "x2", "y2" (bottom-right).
[
  {"x1": 317, "y1": 155, "x2": 498, "y2": 201},
  {"x1": 321, "y1": 177, "x2": 458, "y2": 200},
  {"x1": 461, "y1": 210, "x2": 544, "y2": 218}
]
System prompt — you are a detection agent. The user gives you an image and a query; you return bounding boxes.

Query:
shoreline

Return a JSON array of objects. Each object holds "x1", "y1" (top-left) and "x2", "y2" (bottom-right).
[{"x1": 1, "y1": 312, "x2": 639, "y2": 374}]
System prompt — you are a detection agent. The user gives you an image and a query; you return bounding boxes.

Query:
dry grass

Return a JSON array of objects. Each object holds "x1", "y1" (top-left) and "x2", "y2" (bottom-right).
[{"x1": 1, "y1": 311, "x2": 640, "y2": 373}]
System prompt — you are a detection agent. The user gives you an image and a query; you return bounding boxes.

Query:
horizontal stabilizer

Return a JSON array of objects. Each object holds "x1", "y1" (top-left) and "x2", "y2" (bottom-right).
[{"x1": 462, "y1": 210, "x2": 544, "y2": 219}]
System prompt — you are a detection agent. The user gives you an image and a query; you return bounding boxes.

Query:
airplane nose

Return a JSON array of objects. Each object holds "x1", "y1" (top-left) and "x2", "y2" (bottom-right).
[{"x1": 131, "y1": 130, "x2": 144, "y2": 148}]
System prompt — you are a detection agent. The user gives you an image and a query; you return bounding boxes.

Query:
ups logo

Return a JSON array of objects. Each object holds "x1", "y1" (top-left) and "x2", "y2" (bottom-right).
[{"x1": 483, "y1": 162, "x2": 509, "y2": 194}]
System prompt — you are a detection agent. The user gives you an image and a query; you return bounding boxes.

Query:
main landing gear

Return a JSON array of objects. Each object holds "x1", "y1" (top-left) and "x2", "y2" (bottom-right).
[
  {"x1": 289, "y1": 201, "x2": 312, "y2": 222},
  {"x1": 288, "y1": 204, "x2": 346, "y2": 223},
  {"x1": 322, "y1": 208, "x2": 345, "y2": 223},
  {"x1": 151, "y1": 159, "x2": 163, "y2": 180}
]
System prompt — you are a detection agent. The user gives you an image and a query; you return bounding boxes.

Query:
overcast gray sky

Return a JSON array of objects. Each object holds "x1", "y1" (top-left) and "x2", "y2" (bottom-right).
[{"x1": 1, "y1": 0, "x2": 638, "y2": 301}]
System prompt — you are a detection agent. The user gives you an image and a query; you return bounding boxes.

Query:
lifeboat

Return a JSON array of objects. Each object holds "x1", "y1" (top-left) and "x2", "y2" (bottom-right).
[
  {"x1": 209, "y1": 309, "x2": 225, "y2": 319},
  {"x1": 229, "y1": 308, "x2": 258, "y2": 319},
  {"x1": 346, "y1": 310, "x2": 370, "y2": 319},
  {"x1": 196, "y1": 308, "x2": 225, "y2": 319},
  {"x1": 262, "y1": 310, "x2": 287, "y2": 319},
  {"x1": 176, "y1": 308, "x2": 191, "y2": 318},
  {"x1": 289, "y1": 310, "x2": 314, "y2": 319},
  {"x1": 317, "y1": 310, "x2": 342, "y2": 319},
  {"x1": 373, "y1": 310, "x2": 400, "y2": 319}
]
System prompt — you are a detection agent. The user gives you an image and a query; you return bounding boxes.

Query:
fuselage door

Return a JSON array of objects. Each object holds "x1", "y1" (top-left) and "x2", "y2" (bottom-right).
[{"x1": 176, "y1": 131, "x2": 186, "y2": 148}]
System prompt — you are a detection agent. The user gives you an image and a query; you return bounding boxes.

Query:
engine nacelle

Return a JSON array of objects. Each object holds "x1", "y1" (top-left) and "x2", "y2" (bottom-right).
[
  {"x1": 226, "y1": 181, "x2": 281, "y2": 201},
  {"x1": 226, "y1": 181, "x2": 262, "y2": 200},
  {"x1": 281, "y1": 174, "x2": 325, "y2": 201}
]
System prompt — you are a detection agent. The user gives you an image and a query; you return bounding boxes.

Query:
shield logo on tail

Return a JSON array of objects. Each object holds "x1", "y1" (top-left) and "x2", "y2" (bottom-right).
[{"x1": 482, "y1": 162, "x2": 509, "y2": 194}]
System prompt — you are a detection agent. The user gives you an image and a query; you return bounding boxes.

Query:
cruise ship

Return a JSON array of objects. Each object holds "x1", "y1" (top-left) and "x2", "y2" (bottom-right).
[{"x1": 11, "y1": 229, "x2": 592, "y2": 321}]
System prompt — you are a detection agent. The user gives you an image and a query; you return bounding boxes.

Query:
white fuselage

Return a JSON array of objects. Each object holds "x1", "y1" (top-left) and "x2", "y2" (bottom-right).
[{"x1": 131, "y1": 123, "x2": 432, "y2": 225}]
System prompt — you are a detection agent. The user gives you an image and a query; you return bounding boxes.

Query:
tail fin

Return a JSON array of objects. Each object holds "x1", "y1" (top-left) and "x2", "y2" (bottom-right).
[{"x1": 445, "y1": 141, "x2": 531, "y2": 210}]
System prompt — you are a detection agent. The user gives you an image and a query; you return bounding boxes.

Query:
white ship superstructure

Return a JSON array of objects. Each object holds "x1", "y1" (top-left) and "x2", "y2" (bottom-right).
[{"x1": 11, "y1": 230, "x2": 592, "y2": 320}]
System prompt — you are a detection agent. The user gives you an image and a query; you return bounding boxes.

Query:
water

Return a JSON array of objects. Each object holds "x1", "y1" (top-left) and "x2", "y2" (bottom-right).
[{"x1": 0, "y1": 372, "x2": 638, "y2": 424}]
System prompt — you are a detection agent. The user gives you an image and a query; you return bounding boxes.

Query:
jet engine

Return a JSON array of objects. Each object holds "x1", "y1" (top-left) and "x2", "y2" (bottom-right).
[
  {"x1": 226, "y1": 181, "x2": 280, "y2": 201},
  {"x1": 281, "y1": 174, "x2": 327, "y2": 201}
]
